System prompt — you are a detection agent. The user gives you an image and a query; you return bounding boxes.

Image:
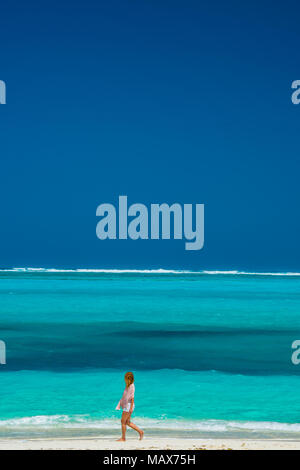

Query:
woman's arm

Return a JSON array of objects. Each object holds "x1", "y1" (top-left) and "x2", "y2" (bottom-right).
[{"x1": 130, "y1": 397, "x2": 134, "y2": 414}]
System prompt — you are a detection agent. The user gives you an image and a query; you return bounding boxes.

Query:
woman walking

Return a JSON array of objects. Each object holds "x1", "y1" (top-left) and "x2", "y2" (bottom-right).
[{"x1": 116, "y1": 372, "x2": 144, "y2": 441}]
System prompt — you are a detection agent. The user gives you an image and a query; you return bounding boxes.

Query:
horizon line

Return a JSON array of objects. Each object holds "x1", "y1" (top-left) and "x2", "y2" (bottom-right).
[{"x1": 1, "y1": 267, "x2": 300, "y2": 276}]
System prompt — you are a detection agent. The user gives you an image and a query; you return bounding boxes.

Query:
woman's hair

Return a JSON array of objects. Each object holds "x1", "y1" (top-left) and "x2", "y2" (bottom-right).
[{"x1": 124, "y1": 371, "x2": 134, "y2": 388}]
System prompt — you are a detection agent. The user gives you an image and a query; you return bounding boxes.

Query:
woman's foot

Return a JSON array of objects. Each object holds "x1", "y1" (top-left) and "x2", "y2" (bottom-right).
[
  {"x1": 117, "y1": 438, "x2": 126, "y2": 441},
  {"x1": 139, "y1": 431, "x2": 144, "y2": 440}
]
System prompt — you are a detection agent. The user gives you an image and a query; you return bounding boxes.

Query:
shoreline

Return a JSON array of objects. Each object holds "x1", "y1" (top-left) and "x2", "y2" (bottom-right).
[{"x1": 0, "y1": 436, "x2": 300, "y2": 450}]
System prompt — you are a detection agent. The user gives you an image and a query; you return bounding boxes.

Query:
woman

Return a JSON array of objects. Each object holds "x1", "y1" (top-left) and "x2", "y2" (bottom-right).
[{"x1": 116, "y1": 371, "x2": 144, "y2": 441}]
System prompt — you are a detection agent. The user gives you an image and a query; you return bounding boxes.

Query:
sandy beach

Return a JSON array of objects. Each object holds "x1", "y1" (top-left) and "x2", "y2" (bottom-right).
[{"x1": 0, "y1": 437, "x2": 299, "y2": 450}]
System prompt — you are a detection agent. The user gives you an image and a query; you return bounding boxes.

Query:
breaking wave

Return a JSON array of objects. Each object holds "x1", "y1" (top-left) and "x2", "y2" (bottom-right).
[
  {"x1": 1, "y1": 415, "x2": 300, "y2": 437},
  {"x1": 1, "y1": 267, "x2": 300, "y2": 276}
]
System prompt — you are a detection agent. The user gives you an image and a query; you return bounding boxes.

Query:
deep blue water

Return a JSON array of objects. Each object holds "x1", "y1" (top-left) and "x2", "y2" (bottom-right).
[{"x1": 1, "y1": 269, "x2": 300, "y2": 438}]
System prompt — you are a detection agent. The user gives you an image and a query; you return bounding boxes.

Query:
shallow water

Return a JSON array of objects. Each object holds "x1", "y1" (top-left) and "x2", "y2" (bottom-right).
[{"x1": 0, "y1": 270, "x2": 300, "y2": 438}]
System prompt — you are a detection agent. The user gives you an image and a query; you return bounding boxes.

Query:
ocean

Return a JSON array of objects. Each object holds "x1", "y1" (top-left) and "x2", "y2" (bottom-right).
[{"x1": 0, "y1": 268, "x2": 300, "y2": 439}]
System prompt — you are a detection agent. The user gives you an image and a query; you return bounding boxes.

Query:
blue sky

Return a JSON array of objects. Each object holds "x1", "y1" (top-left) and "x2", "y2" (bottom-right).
[{"x1": 0, "y1": 0, "x2": 299, "y2": 270}]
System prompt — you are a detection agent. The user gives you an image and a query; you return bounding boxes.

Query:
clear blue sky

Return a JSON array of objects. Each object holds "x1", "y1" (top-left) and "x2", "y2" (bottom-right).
[{"x1": 0, "y1": 0, "x2": 299, "y2": 270}]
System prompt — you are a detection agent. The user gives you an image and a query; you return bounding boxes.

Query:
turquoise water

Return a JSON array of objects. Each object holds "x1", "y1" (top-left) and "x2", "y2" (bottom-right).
[{"x1": 1, "y1": 269, "x2": 300, "y2": 438}]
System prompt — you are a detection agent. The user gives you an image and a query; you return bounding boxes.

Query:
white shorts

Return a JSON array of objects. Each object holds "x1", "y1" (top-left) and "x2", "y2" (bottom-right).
[{"x1": 122, "y1": 403, "x2": 131, "y2": 412}]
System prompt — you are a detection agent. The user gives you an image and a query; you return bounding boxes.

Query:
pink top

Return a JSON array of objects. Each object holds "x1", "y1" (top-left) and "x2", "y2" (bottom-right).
[{"x1": 116, "y1": 384, "x2": 135, "y2": 411}]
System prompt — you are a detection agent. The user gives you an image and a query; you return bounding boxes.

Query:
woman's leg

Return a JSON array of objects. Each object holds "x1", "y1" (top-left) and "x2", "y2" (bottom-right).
[
  {"x1": 117, "y1": 412, "x2": 130, "y2": 441},
  {"x1": 126, "y1": 415, "x2": 144, "y2": 440}
]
